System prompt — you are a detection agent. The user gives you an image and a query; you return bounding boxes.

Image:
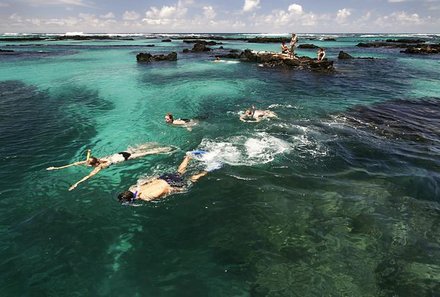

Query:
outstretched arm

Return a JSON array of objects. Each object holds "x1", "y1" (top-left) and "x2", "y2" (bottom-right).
[
  {"x1": 177, "y1": 155, "x2": 191, "y2": 174},
  {"x1": 68, "y1": 166, "x2": 102, "y2": 191},
  {"x1": 47, "y1": 161, "x2": 86, "y2": 171},
  {"x1": 190, "y1": 171, "x2": 208, "y2": 182}
]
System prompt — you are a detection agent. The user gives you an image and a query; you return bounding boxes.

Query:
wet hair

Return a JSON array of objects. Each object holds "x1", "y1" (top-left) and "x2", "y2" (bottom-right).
[
  {"x1": 165, "y1": 113, "x2": 174, "y2": 123},
  {"x1": 87, "y1": 157, "x2": 99, "y2": 166},
  {"x1": 118, "y1": 190, "x2": 134, "y2": 203}
]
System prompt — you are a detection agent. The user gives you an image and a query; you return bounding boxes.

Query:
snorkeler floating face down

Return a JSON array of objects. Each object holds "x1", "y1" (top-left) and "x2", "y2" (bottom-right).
[
  {"x1": 117, "y1": 154, "x2": 210, "y2": 203},
  {"x1": 46, "y1": 144, "x2": 175, "y2": 191}
]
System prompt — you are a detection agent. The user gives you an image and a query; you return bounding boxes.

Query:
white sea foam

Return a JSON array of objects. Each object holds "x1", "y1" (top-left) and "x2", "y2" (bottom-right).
[
  {"x1": 198, "y1": 132, "x2": 292, "y2": 167},
  {"x1": 65, "y1": 32, "x2": 84, "y2": 36},
  {"x1": 268, "y1": 104, "x2": 297, "y2": 109}
]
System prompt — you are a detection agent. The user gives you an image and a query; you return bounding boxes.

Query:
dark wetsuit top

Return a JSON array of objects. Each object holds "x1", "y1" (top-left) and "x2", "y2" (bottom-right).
[
  {"x1": 118, "y1": 151, "x2": 131, "y2": 161},
  {"x1": 159, "y1": 173, "x2": 186, "y2": 188}
]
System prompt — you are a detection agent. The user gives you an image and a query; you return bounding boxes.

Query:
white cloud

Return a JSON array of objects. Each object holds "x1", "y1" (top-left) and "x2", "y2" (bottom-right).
[
  {"x1": 288, "y1": 4, "x2": 303, "y2": 14},
  {"x1": 9, "y1": 13, "x2": 22, "y2": 21},
  {"x1": 143, "y1": 1, "x2": 188, "y2": 25},
  {"x1": 203, "y1": 6, "x2": 216, "y2": 19},
  {"x1": 336, "y1": 8, "x2": 351, "y2": 23},
  {"x1": 377, "y1": 11, "x2": 421, "y2": 25},
  {"x1": 123, "y1": 10, "x2": 140, "y2": 21},
  {"x1": 391, "y1": 11, "x2": 422, "y2": 23},
  {"x1": 254, "y1": 4, "x2": 320, "y2": 29},
  {"x1": 243, "y1": 0, "x2": 260, "y2": 12},
  {"x1": 100, "y1": 12, "x2": 114, "y2": 19},
  {"x1": 0, "y1": 2, "x2": 10, "y2": 7}
]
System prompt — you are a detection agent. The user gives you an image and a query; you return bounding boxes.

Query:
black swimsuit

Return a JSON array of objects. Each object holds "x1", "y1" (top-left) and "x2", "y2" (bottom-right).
[
  {"x1": 159, "y1": 173, "x2": 186, "y2": 188},
  {"x1": 118, "y1": 151, "x2": 131, "y2": 161}
]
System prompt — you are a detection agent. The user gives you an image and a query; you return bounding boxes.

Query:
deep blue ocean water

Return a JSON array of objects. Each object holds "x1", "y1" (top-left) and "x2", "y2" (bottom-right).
[{"x1": 1, "y1": 33, "x2": 440, "y2": 296}]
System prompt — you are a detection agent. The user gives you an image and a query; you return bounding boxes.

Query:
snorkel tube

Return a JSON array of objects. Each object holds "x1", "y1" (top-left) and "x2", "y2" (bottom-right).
[{"x1": 86, "y1": 149, "x2": 91, "y2": 162}]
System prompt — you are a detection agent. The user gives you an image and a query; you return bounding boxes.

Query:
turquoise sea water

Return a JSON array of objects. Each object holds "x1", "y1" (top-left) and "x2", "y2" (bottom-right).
[{"x1": 1, "y1": 33, "x2": 440, "y2": 296}]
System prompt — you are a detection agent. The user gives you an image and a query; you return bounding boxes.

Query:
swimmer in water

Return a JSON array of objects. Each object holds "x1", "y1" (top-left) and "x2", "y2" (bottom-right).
[
  {"x1": 47, "y1": 144, "x2": 174, "y2": 191},
  {"x1": 240, "y1": 105, "x2": 277, "y2": 122},
  {"x1": 118, "y1": 153, "x2": 213, "y2": 203},
  {"x1": 165, "y1": 113, "x2": 198, "y2": 130}
]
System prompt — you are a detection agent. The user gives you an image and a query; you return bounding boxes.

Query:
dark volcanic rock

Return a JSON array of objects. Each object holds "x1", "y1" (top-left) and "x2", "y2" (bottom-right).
[
  {"x1": 161, "y1": 39, "x2": 172, "y2": 42},
  {"x1": 145, "y1": 44, "x2": 155, "y2": 47},
  {"x1": 338, "y1": 51, "x2": 353, "y2": 59},
  {"x1": 237, "y1": 49, "x2": 334, "y2": 72},
  {"x1": 323, "y1": 38, "x2": 336, "y2": 41},
  {"x1": 386, "y1": 39, "x2": 426, "y2": 43},
  {"x1": 182, "y1": 48, "x2": 190, "y2": 53},
  {"x1": 247, "y1": 37, "x2": 290, "y2": 43},
  {"x1": 357, "y1": 42, "x2": 391, "y2": 48},
  {"x1": 338, "y1": 51, "x2": 375, "y2": 60},
  {"x1": 57, "y1": 35, "x2": 114, "y2": 40},
  {"x1": 192, "y1": 42, "x2": 211, "y2": 52},
  {"x1": 298, "y1": 44, "x2": 319, "y2": 49},
  {"x1": 401, "y1": 44, "x2": 440, "y2": 54},
  {"x1": 357, "y1": 41, "x2": 429, "y2": 49},
  {"x1": 182, "y1": 39, "x2": 222, "y2": 45},
  {"x1": 357, "y1": 40, "x2": 440, "y2": 54},
  {"x1": 0, "y1": 37, "x2": 46, "y2": 42},
  {"x1": 136, "y1": 52, "x2": 177, "y2": 62}
]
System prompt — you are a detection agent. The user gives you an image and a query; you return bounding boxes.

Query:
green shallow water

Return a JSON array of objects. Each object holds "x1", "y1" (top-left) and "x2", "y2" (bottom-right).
[{"x1": 0, "y1": 33, "x2": 440, "y2": 296}]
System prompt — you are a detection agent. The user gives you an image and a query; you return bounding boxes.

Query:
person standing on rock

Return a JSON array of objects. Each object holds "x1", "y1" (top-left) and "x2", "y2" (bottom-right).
[{"x1": 289, "y1": 33, "x2": 298, "y2": 58}]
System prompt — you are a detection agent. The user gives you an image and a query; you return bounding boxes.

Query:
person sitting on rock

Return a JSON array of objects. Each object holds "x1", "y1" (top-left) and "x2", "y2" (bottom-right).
[
  {"x1": 281, "y1": 41, "x2": 290, "y2": 55},
  {"x1": 240, "y1": 106, "x2": 277, "y2": 122},
  {"x1": 317, "y1": 48, "x2": 326, "y2": 61},
  {"x1": 47, "y1": 144, "x2": 174, "y2": 191},
  {"x1": 118, "y1": 153, "x2": 213, "y2": 203}
]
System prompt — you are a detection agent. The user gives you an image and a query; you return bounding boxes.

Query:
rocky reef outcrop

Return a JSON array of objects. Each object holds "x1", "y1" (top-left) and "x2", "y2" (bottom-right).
[
  {"x1": 401, "y1": 44, "x2": 440, "y2": 54},
  {"x1": 356, "y1": 40, "x2": 440, "y2": 55},
  {"x1": 337, "y1": 51, "x2": 375, "y2": 60},
  {"x1": 247, "y1": 37, "x2": 290, "y2": 43},
  {"x1": 338, "y1": 51, "x2": 353, "y2": 59},
  {"x1": 218, "y1": 49, "x2": 334, "y2": 72},
  {"x1": 182, "y1": 42, "x2": 212, "y2": 53},
  {"x1": 182, "y1": 39, "x2": 222, "y2": 46},
  {"x1": 298, "y1": 44, "x2": 319, "y2": 49},
  {"x1": 136, "y1": 52, "x2": 177, "y2": 62}
]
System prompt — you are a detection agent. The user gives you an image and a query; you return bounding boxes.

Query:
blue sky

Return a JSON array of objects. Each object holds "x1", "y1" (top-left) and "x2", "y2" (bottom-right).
[{"x1": 1, "y1": 0, "x2": 440, "y2": 33}]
